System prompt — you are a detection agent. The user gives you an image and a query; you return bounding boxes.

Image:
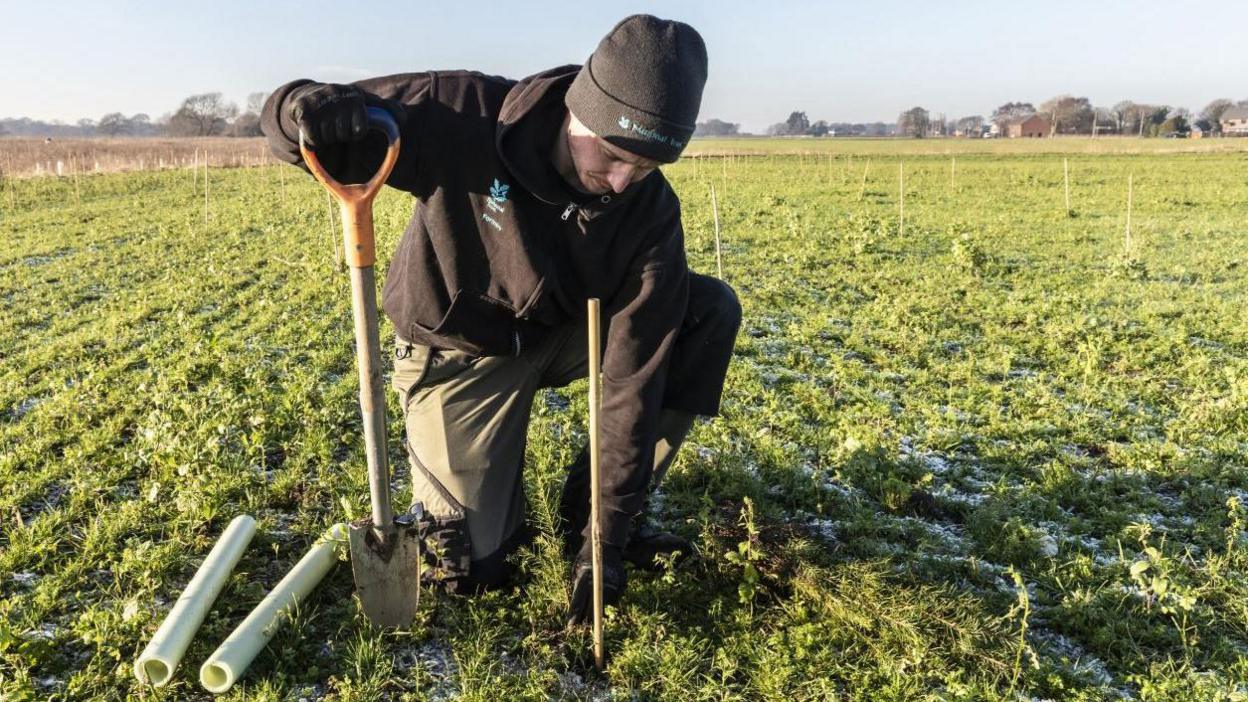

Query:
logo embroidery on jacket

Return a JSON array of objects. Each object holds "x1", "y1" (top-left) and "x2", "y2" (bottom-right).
[{"x1": 483, "y1": 178, "x2": 510, "y2": 231}]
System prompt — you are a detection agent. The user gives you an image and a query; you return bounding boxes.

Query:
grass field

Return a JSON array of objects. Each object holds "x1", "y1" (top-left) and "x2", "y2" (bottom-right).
[{"x1": 3, "y1": 138, "x2": 1248, "y2": 700}]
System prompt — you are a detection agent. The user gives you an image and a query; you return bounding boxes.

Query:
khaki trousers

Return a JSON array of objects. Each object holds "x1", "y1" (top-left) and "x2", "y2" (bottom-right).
[
  {"x1": 392, "y1": 321, "x2": 590, "y2": 588},
  {"x1": 392, "y1": 274, "x2": 741, "y2": 589}
]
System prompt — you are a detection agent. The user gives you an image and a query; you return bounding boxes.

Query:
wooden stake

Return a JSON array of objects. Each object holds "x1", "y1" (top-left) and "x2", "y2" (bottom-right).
[
  {"x1": 858, "y1": 160, "x2": 870, "y2": 201},
  {"x1": 327, "y1": 191, "x2": 343, "y2": 269},
  {"x1": 710, "y1": 183, "x2": 723, "y2": 279},
  {"x1": 1125, "y1": 174, "x2": 1134, "y2": 253},
  {"x1": 1064, "y1": 158, "x2": 1071, "y2": 214},
  {"x1": 586, "y1": 298, "x2": 605, "y2": 672},
  {"x1": 899, "y1": 163, "x2": 905, "y2": 236},
  {"x1": 203, "y1": 155, "x2": 209, "y2": 224},
  {"x1": 2, "y1": 157, "x2": 14, "y2": 212},
  {"x1": 71, "y1": 156, "x2": 81, "y2": 204}
]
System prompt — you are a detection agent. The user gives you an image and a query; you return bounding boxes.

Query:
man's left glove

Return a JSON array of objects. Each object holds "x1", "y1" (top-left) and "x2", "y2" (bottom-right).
[
  {"x1": 284, "y1": 82, "x2": 407, "y2": 149},
  {"x1": 566, "y1": 545, "x2": 627, "y2": 627}
]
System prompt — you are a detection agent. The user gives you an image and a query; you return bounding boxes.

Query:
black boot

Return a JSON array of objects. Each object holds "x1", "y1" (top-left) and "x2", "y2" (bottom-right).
[{"x1": 622, "y1": 513, "x2": 693, "y2": 571}]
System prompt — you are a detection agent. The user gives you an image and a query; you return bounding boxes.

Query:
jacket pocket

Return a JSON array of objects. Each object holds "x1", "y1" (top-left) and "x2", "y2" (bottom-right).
[{"x1": 415, "y1": 289, "x2": 519, "y2": 356}]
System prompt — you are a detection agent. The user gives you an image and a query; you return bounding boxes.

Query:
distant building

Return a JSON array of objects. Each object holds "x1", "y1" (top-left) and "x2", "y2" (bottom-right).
[
  {"x1": 1221, "y1": 107, "x2": 1248, "y2": 136},
  {"x1": 1190, "y1": 126, "x2": 1205, "y2": 139},
  {"x1": 1007, "y1": 115, "x2": 1049, "y2": 138}
]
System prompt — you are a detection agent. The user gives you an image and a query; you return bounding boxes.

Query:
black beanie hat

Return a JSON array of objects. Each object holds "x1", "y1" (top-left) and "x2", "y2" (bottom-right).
[{"x1": 565, "y1": 14, "x2": 707, "y2": 163}]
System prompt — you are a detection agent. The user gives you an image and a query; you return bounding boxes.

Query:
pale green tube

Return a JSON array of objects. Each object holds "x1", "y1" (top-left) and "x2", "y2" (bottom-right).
[
  {"x1": 199, "y1": 523, "x2": 347, "y2": 693},
  {"x1": 134, "y1": 514, "x2": 257, "y2": 687}
]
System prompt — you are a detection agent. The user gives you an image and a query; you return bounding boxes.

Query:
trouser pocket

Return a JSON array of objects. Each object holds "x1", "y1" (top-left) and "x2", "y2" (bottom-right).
[{"x1": 392, "y1": 337, "x2": 480, "y2": 412}]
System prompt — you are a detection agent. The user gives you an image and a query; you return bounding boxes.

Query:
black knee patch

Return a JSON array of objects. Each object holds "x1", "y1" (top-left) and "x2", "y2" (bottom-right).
[
  {"x1": 465, "y1": 524, "x2": 532, "y2": 591},
  {"x1": 687, "y1": 275, "x2": 743, "y2": 346}
]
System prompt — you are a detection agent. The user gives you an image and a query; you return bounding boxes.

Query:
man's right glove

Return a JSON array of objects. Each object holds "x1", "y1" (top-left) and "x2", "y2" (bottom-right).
[
  {"x1": 566, "y1": 545, "x2": 627, "y2": 627},
  {"x1": 286, "y1": 83, "x2": 406, "y2": 149}
]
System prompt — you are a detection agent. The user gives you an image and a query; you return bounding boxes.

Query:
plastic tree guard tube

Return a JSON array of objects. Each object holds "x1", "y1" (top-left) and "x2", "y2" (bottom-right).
[
  {"x1": 199, "y1": 523, "x2": 347, "y2": 693},
  {"x1": 134, "y1": 514, "x2": 258, "y2": 687}
]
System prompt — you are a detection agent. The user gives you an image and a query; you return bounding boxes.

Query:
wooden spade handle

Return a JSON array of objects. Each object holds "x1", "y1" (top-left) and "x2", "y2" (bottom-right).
[
  {"x1": 298, "y1": 106, "x2": 401, "y2": 539},
  {"x1": 298, "y1": 107, "x2": 401, "y2": 268}
]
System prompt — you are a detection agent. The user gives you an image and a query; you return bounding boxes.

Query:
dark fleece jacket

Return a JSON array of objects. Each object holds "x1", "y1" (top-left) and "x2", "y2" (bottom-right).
[{"x1": 261, "y1": 66, "x2": 690, "y2": 550}]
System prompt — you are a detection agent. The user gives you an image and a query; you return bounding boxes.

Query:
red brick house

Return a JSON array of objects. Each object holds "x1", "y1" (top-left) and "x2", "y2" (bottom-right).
[{"x1": 1007, "y1": 115, "x2": 1049, "y2": 138}]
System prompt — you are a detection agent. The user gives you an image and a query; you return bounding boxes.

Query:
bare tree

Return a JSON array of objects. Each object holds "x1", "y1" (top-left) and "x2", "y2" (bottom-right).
[
  {"x1": 897, "y1": 107, "x2": 930, "y2": 138},
  {"x1": 246, "y1": 92, "x2": 267, "y2": 115},
  {"x1": 167, "y1": 92, "x2": 238, "y2": 136},
  {"x1": 955, "y1": 115, "x2": 984, "y2": 136},
  {"x1": 1112, "y1": 102, "x2": 1166, "y2": 136},
  {"x1": 98, "y1": 112, "x2": 131, "y2": 136},
  {"x1": 1039, "y1": 95, "x2": 1094, "y2": 134},
  {"x1": 991, "y1": 102, "x2": 1035, "y2": 132},
  {"x1": 694, "y1": 119, "x2": 740, "y2": 137},
  {"x1": 1199, "y1": 99, "x2": 1234, "y2": 133}
]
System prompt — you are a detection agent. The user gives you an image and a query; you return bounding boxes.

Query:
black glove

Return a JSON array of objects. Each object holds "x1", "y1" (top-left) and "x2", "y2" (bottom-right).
[
  {"x1": 286, "y1": 83, "x2": 405, "y2": 149},
  {"x1": 566, "y1": 545, "x2": 626, "y2": 627}
]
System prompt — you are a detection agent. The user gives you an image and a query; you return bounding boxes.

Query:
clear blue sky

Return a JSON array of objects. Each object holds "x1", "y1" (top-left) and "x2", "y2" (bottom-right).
[{"x1": 4, "y1": 1, "x2": 1246, "y2": 131}]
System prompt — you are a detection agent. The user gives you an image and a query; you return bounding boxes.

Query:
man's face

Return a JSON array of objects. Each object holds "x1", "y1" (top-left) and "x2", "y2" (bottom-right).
[{"x1": 564, "y1": 112, "x2": 660, "y2": 195}]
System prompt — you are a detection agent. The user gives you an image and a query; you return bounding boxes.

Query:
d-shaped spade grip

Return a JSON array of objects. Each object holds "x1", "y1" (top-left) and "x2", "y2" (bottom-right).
[{"x1": 298, "y1": 106, "x2": 401, "y2": 268}]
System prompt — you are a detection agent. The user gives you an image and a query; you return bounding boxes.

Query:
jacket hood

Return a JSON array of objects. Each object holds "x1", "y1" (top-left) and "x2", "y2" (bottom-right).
[{"x1": 497, "y1": 64, "x2": 641, "y2": 214}]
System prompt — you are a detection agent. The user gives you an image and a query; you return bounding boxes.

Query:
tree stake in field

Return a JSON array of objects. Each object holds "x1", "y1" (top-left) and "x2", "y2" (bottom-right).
[
  {"x1": 858, "y1": 159, "x2": 870, "y2": 201},
  {"x1": 586, "y1": 298, "x2": 606, "y2": 672},
  {"x1": 710, "y1": 183, "x2": 723, "y2": 279},
  {"x1": 1064, "y1": 157, "x2": 1072, "y2": 216},
  {"x1": 1125, "y1": 173, "x2": 1134, "y2": 253},
  {"x1": 203, "y1": 155, "x2": 209, "y2": 225},
  {"x1": 2, "y1": 159, "x2": 12, "y2": 212},
  {"x1": 898, "y1": 163, "x2": 905, "y2": 237},
  {"x1": 326, "y1": 192, "x2": 343, "y2": 270},
  {"x1": 72, "y1": 156, "x2": 81, "y2": 204}
]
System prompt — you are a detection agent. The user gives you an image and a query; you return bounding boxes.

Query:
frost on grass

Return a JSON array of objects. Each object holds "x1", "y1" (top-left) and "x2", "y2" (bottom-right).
[
  {"x1": 556, "y1": 670, "x2": 613, "y2": 701},
  {"x1": 25, "y1": 623, "x2": 57, "y2": 640},
  {"x1": 394, "y1": 640, "x2": 458, "y2": 702},
  {"x1": 8, "y1": 396, "x2": 44, "y2": 420},
  {"x1": 1030, "y1": 630, "x2": 1119, "y2": 690}
]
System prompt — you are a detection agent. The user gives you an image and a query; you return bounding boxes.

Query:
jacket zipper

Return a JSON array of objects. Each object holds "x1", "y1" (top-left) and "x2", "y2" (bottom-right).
[{"x1": 561, "y1": 202, "x2": 577, "y2": 221}]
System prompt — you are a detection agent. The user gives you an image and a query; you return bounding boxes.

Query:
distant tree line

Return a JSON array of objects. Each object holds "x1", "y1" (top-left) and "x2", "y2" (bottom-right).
[
  {"x1": 7, "y1": 90, "x2": 1248, "y2": 140},
  {"x1": 1, "y1": 91, "x2": 269, "y2": 138},
  {"x1": 694, "y1": 118, "x2": 740, "y2": 137},
  {"x1": 916, "y1": 96, "x2": 1248, "y2": 138},
  {"x1": 745, "y1": 95, "x2": 1248, "y2": 140},
  {"x1": 762, "y1": 111, "x2": 892, "y2": 137}
]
